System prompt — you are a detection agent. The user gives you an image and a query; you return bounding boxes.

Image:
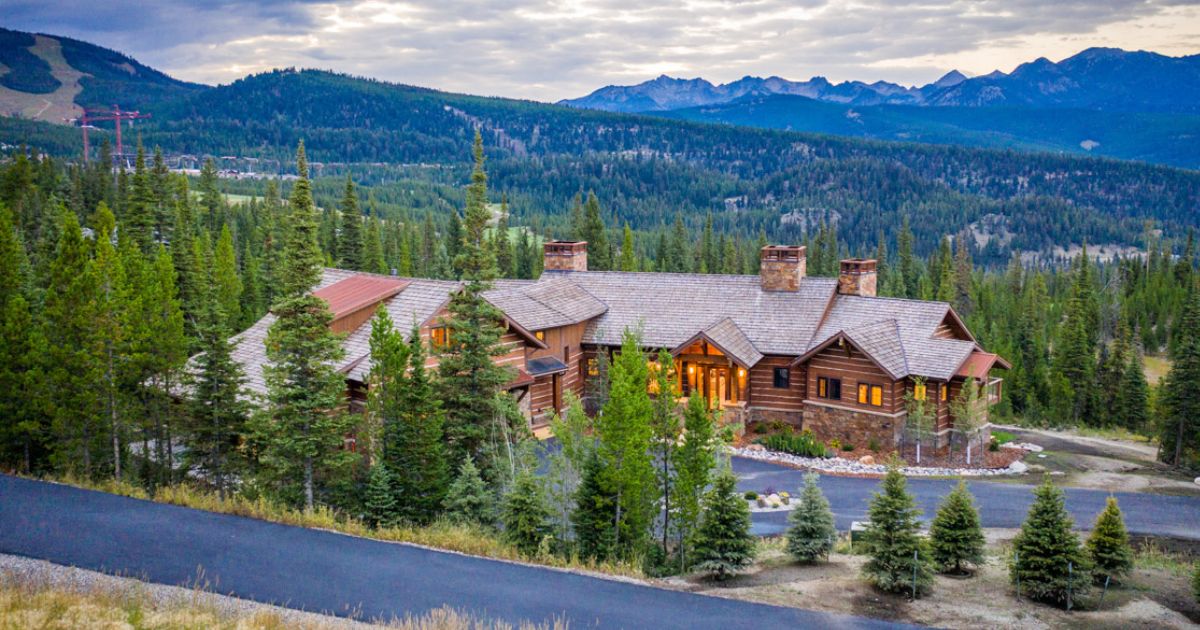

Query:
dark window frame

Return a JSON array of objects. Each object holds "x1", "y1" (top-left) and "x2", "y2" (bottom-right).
[
  {"x1": 817, "y1": 376, "x2": 842, "y2": 400},
  {"x1": 773, "y1": 367, "x2": 790, "y2": 388}
]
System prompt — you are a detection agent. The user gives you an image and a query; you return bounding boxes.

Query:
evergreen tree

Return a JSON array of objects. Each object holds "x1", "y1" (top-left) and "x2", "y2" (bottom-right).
[
  {"x1": 785, "y1": 473, "x2": 836, "y2": 563},
  {"x1": 125, "y1": 143, "x2": 156, "y2": 252},
  {"x1": 619, "y1": 223, "x2": 636, "y2": 272},
  {"x1": 338, "y1": 175, "x2": 364, "y2": 270},
  {"x1": 649, "y1": 349, "x2": 681, "y2": 556},
  {"x1": 1085, "y1": 496, "x2": 1133, "y2": 584},
  {"x1": 673, "y1": 392, "x2": 718, "y2": 570},
  {"x1": 438, "y1": 132, "x2": 514, "y2": 480},
  {"x1": 198, "y1": 158, "x2": 222, "y2": 232},
  {"x1": 43, "y1": 209, "x2": 104, "y2": 476},
  {"x1": 185, "y1": 249, "x2": 248, "y2": 500},
  {"x1": 1010, "y1": 477, "x2": 1092, "y2": 606},
  {"x1": 444, "y1": 455, "x2": 496, "y2": 526},
  {"x1": 1159, "y1": 283, "x2": 1200, "y2": 467},
  {"x1": 213, "y1": 224, "x2": 242, "y2": 331},
  {"x1": 929, "y1": 480, "x2": 985, "y2": 574},
  {"x1": 572, "y1": 449, "x2": 617, "y2": 560},
  {"x1": 0, "y1": 207, "x2": 45, "y2": 472},
  {"x1": 580, "y1": 192, "x2": 610, "y2": 270},
  {"x1": 364, "y1": 462, "x2": 398, "y2": 528},
  {"x1": 494, "y1": 197, "x2": 513, "y2": 277},
  {"x1": 862, "y1": 466, "x2": 935, "y2": 596},
  {"x1": 371, "y1": 311, "x2": 449, "y2": 525},
  {"x1": 543, "y1": 393, "x2": 592, "y2": 546},
  {"x1": 897, "y1": 216, "x2": 918, "y2": 299},
  {"x1": 364, "y1": 216, "x2": 388, "y2": 274},
  {"x1": 254, "y1": 142, "x2": 357, "y2": 510},
  {"x1": 596, "y1": 328, "x2": 656, "y2": 557},
  {"x1": 501, "y1": 470, "x2": 554, "y2": 555},
  {"x1": 91, "y1": 204, "x2": 130, "y2": 480},
  {"x1": 1117, "y1": 347, "x2": 1150, "y2": 431},
  {"x1": 692, "y1": 470, "x2": 756, "y2": 580}
]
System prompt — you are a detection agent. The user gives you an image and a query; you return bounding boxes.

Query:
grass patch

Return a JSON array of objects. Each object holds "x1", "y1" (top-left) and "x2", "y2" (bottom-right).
[
  {"x1": 1071, "y1": 425, "x2": 1155, "y2": 444},
  {"x1": 1134, "y1": 541, "x2": 1197, "y2": 577},
  {"x1": 991, "y1": 430, "x2": 1015, "y2": 446},
  {"x1": 43, "y1": 474, "x2": 642, "y2": 580},
  {"x1": 0, "y1": 569, "x2": 562, "y2": 629},
  {"x1": 1144, "y1": 355, "x2": 1171, "y2": 384}
]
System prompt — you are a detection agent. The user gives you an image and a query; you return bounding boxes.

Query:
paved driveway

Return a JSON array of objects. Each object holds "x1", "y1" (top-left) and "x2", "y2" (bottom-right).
[
  {"x1": 734, "y1": 457, "x2": 1200, "y2": 538},
  {"x1": 0, "y1": 474, "x2": 910, "y2": 629}
]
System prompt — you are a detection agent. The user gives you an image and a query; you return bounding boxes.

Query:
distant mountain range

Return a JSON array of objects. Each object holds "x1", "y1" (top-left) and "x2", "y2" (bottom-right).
[
  {"x1": 561, "y1": 48, "x2": 1200, "y2": 114},
  {"x1": 2, "y1": 26, "x2": 1199, "y2": 263},
  {"x1": 556, "y1": 48, "x2": 1200, "y2": 167}
]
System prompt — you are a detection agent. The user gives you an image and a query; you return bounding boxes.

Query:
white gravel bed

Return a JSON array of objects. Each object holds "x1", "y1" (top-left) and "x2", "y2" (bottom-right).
[
  {"x1": 731, "y1": 446, "x2": 1027, "y2": 477},
  {"x1": 0, "y1": 553, "x2": 380, "y2": 628}
]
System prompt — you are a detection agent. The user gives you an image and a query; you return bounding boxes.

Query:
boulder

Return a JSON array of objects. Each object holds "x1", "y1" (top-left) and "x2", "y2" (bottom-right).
[
  {"x1": 744, "y1": 444, "x2": 765, "y2": 452},
  {"x1": 858, "y1": 455, "x2": 875, "y2": 466},
  {"x1": 1194, "y1": 477, "x2": 1200, "y2": 486}
]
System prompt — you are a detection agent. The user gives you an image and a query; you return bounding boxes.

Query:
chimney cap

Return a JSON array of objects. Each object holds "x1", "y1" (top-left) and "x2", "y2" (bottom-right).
[
  {"x1": 839, "y1": 258, "x2": 877, "y2": 273},
  {"x1": 761, "y1": 244, "x2": 806, "y2": 261}
]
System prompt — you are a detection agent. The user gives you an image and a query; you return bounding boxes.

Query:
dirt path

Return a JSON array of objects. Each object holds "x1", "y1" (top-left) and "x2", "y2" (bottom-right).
[{"x1": 994, "y1": 425, "x2": 1158, "y2": 462}]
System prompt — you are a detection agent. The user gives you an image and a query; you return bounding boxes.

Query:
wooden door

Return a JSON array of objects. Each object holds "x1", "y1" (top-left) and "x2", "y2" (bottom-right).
[{"x1": 552, "y1": 373, "x2": 562, "y2": 414}]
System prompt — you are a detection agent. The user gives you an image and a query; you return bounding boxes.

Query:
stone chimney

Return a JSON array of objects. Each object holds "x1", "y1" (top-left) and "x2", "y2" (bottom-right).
[
  {"x1": 543, "y1": 240, "x2": 588, "y2": 272},
  {"x1": 759, "y1": 245, "x2": 806, "y2": 292},
  {"x1": 838, "y1": 258, "x2": 877, "y2": 297}
]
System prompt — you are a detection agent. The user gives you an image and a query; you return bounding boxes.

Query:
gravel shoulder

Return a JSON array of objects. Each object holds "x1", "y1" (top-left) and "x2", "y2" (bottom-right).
[{"x1": 0, "y1": 553, "x2": 383, "y2": 629}]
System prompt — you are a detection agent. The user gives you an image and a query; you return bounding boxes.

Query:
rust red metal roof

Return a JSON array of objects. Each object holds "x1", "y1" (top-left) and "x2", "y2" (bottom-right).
[
  {"x1": 312, "y1": 275, "x2": 409, "y2": 320},
  {"x1": 956, "y1": 350, "x2": 1010, "y2": 379}
]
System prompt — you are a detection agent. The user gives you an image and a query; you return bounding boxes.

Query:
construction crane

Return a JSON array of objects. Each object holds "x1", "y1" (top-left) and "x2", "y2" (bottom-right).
[{"x1": 68, "y1": 105, "x2": 151, "y2": 163}]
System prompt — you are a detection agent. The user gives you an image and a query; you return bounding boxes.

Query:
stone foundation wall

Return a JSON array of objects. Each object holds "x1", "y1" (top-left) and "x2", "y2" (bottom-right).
[
  {"x1": 803, "y1": 403, "x2": 903, "y2": 449},
  {"x1": 747, "y1": 407, "x2": 804, "y2": 428}
]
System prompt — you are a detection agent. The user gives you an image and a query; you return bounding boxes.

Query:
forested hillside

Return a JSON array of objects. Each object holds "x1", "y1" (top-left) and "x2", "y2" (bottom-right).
[{"x1": 5, "y1": 67, "x2": 1200, "y2": 266}]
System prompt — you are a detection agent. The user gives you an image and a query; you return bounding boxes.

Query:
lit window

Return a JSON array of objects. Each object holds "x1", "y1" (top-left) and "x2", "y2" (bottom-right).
[
  {"x1": 431, "y1": 326, "x2": 450, "y2": 350},
  {"x1": 818, "y1": 376, "x2": 841, "y2": 400},
  {"x1": 857, "y1": 383, "x2": 883, "y2": 407},
  {"x1": 534, "y1": 330, "x2": 545, "y2": 341},
  {"x1": 913, "y1": 383, "x2": 927, "y2": 401},
  {"x1": 586, "y1": 357, "x2": 599, "y2": 377},
  {"x1": 940, "y1": 383, "x2": 948, "y2": 402}
]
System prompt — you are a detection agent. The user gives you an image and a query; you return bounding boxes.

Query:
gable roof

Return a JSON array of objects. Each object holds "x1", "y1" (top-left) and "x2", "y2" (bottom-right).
[
  {"x1": 484, "y1": 277, "x2": 608, "y2": 331},
  {"x1": 801, "y1": 294, "x2": 976, "y2": 380},
  {"x1": 672, "y1": 317, "x2": 764, "y2": 369},
  {"x1": 313, "y1": 275, "x2": 409, "y2": 320},
  {"x1": 227, "y1": 270, "x2": 462, "y2": 395}
]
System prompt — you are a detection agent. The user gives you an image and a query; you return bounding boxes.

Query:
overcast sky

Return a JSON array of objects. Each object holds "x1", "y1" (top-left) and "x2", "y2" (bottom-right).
[{"x1": 8, "y1": 0, "x2": 1200, "y2": 101}]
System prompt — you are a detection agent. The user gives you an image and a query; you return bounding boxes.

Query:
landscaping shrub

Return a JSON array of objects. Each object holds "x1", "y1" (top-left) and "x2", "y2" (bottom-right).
[
  {"x1": 443, "y1": 456, "x2": 495, "y2": 526},
  {"x1": 841, "y1": 442, "x2": 855, "y2": 452},
  {"x1": 1193, "y1": 563, "x2": 1200, "y2": 604},
  {"x1": 929, "y1": 480, "x2": 985, "y2": 575},
  {"x1": 692, "y1": 470, "x2": 756, "y2": 580},
  {"x1": 786, "y1": 473, "x2": 836, "y2": 563},
  {"x1": 1086, "y1": 496, "x2": 1133, "y2": 584},
  {"x1": 1010, "y1": 477, "x2": 1092, "y2": 607},
  {"x1": 501, "y1": 470, "x2": 553, "y2": 556},
  {"x1": 743, "y1": 491, "x2": 758, "y2": 501},
  {"x1": 862, "y1": 466, "x2": 934, "y2": 597},
  {"x1": 759, "y1": 431, "x2": 827, "y2": 458},
  {"x1": 867, "y1": 437, "x2": 881, "y2": 452}
]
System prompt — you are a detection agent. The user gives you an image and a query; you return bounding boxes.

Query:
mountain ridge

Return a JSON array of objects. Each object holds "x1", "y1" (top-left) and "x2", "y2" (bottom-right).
[{"x1": 561, "y1": 47, "x2": 1200, "y2": 114}]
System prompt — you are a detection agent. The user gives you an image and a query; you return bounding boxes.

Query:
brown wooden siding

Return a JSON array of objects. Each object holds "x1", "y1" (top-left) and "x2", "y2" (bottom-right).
[
  {"x1": 748, "y1": 356, "x2": 805, "y2": 411},
  {"x1": 805, "y1": 344, "x2": 902, "y2": 414},
  {"x1": 331, "y1": 302, "x2": 383, "y2": 335}
]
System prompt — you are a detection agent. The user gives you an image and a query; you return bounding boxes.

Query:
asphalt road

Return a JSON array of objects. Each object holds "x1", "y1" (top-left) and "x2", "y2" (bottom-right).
[
  {"x1": 0, "y1": 474, "x2": 908, "y2": 629},
  {"x1": 735, "y1": 457, "x2": 1200, "y2": 538}
]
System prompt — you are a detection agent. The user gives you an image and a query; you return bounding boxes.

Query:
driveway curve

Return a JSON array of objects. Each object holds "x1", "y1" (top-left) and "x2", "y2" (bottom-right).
[
  {"x1": 0, "y1": 474, "x2": 908, "y2": 629},
  {"x1": 734, "y1": 457, "x2": 1200, "y2": 539}
]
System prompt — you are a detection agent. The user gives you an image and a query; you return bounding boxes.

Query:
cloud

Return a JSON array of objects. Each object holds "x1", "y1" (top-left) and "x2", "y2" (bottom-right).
[{"x1": 6, "y1": 0, "x2": 1198, "y2": 100}]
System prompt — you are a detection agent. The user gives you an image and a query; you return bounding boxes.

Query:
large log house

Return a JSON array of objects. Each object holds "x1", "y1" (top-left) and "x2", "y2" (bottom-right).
[{"x1": 230, "y1": 242, "x2": 1008, "y2": 450}]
